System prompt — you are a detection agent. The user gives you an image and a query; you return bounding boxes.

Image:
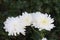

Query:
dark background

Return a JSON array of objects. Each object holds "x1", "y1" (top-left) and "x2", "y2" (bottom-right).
[{"x1": 0, "y1": 0, "x2": 60, "y2": 40}]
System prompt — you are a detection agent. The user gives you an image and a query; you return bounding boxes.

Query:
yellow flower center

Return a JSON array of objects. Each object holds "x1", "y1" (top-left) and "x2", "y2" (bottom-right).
[
  {"x1": 24, "y1": 17, "x2": 30, "y2": 23},
  {"x1": 41, "y1": 19, "x2": 48, "y2": 25},
  {"x1": 13, "y1": 23, "x2": 18, "y2": 27}
]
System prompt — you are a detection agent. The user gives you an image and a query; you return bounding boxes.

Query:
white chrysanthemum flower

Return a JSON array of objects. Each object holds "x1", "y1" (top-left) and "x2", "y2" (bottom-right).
[
  {"x1": 42, "y1": 38, "x2": 47, "y2": 40},
  {"x1": 32, "y1": 12, "x2": 55, "y2": 31},
  {"x1": 19, "y1": 12, "x2": 32, "y2": 26},
  {"x1": 4, "y1": 17, "x2": 26, "y2": 36}
]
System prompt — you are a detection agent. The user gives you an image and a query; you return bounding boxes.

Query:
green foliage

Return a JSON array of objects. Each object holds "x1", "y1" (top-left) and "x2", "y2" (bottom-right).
[{"x1": 0, "y1": 0, "x2": 60, "y2": 40}]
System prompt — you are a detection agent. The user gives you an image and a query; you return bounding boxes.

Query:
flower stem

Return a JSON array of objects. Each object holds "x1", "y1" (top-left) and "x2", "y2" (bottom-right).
[
  {"x1": 31, "y1": 27, "x2": 45, "y2": 38},
  {"x1": 31, "y1": 27, "x2": 41, "y2": 37}
]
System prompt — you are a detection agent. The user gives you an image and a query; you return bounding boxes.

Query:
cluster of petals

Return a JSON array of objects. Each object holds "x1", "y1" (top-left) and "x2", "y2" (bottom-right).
[
  {"x1": 42, "y1": 38, "x2": 47, "y2": 40},
  {"x1": 4, "y1": 12, "x2": 32, "y2": 36},
  {"x1": 32, "y1": 12, "x2": 55, "y2": 31},
  {"x1": 4, "y1": 12, "x2": 55, "y2": 36}
]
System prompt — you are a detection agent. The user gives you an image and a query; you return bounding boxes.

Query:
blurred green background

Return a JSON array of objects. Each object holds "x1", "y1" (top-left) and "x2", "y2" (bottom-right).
[{"x1": 0, "y1": 0, "x2": 60, "y2": 40}]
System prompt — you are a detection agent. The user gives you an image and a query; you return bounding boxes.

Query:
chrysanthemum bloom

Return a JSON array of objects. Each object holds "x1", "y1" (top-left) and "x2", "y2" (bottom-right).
[
  {"x1": 32, "y1": 12, "x2": 55, "y2": 31},
  {"x1": 4, "y1": 17, "x2": 26, "y2": 36},
  {"x1": 19, "y1": 12, "x2": 32, "y2": 26},
  {"x1": 42, "y1": 38, "x2": 47, "y2": 40}
]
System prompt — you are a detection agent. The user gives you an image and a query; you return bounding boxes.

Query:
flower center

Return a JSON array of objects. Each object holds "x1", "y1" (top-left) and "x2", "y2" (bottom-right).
[
  {"x1": 13, "y1": 23, "x2": 18, "y2": 27},
  {"x1": 41, "y1": 19, "x2": 48, "y2": 25},
  {"x1": 24, "y1": 17, "x2": 30, "y2": 23}
]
